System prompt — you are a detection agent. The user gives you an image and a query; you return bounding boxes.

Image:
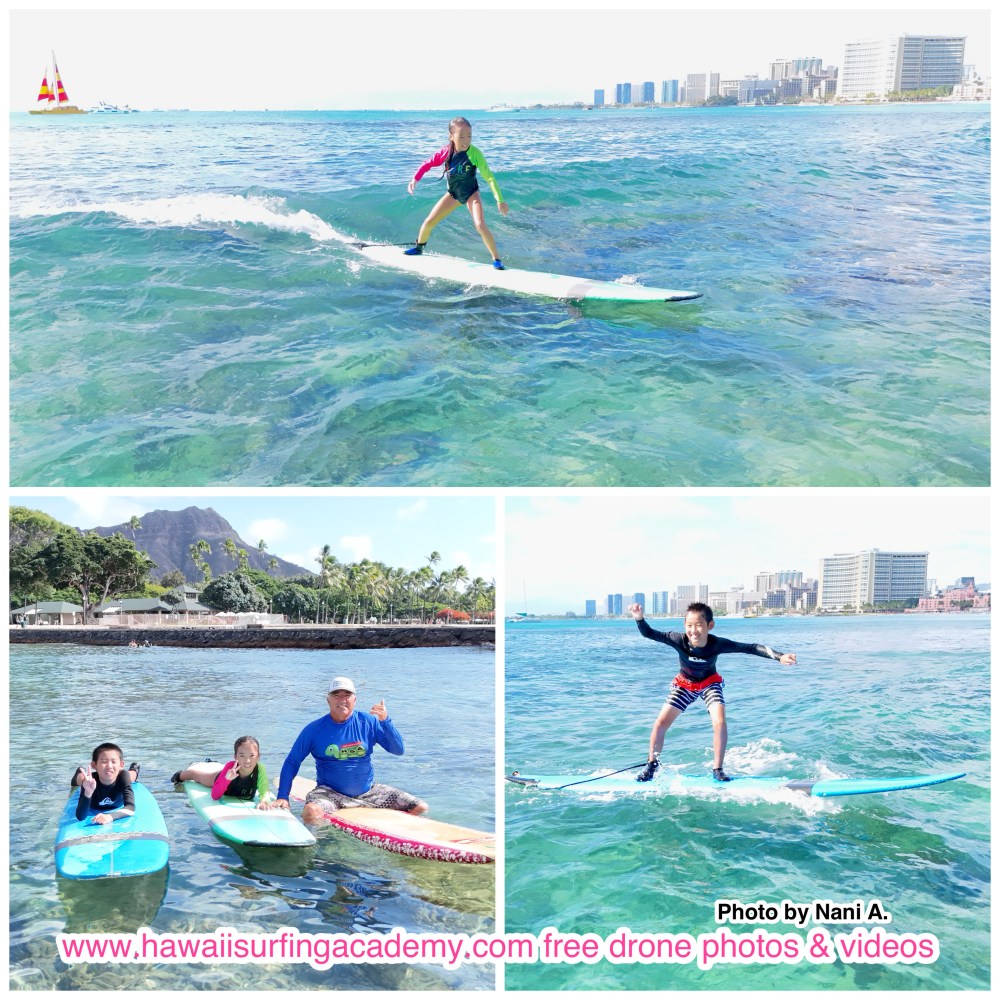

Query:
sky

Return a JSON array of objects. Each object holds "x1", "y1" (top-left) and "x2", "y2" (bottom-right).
[
  {"x1": 12, "y1": 493, "x2": 497, "y2": 582},
  {"x1": 506, "y1": 494, "x2": 991, "y2": 614},
  {"x1": 9, "y1": 5, "x2": 991, "y2": 112}
]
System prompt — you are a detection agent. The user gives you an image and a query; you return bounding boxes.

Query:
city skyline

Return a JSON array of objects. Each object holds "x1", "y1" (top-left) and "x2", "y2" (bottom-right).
[
  {"x1": 506, "y1": 496, "x2": 989, "y2": 615},
  {"x1": 12, "y1": 494, "x2": 497, "y2": 584},
  {"x1": 10, "y1": 8, "x2": 990, "y2": 112}
]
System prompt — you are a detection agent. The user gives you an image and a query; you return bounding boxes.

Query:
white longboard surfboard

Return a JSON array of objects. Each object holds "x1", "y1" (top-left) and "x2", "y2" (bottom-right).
[
  {"x1": 182, "y1": 761, "x2": 315, "y2": 848},
  {"x1": 290, "y1": 777, "x2": 495, "y2": 864},
  {"x1": 351, "y1": 241, "x2": 702, "y2": 303}
]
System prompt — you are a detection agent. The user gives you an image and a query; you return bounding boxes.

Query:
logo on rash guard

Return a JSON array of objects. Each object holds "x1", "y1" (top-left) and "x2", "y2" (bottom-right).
[
  {"x1": 325, "y1": 741, "x2": 367, "y2": 760},
  {"x1": 97, "y1": 797, "x2": 116, "y2": 807}
]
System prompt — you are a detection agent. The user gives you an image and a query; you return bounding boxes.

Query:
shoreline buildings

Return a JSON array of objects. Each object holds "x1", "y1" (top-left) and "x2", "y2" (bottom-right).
[
  {"x1": 837, "y1": 35, "x2": 966, "y2": 101},
  {"x1": 582, "y1": 551, "x2": 988, "y2": 618},
  {"x1": 818, "y1": 549, "x2": 928, "y2": 611},
  {"x1": 594, "y1": 31, "x2": 978, "y2": 108}
]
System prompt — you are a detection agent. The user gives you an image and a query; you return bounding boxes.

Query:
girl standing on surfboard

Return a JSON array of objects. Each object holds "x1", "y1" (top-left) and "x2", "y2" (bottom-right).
[{"x1": 405, "y1": 116, "x2": 510, "y2": 269}]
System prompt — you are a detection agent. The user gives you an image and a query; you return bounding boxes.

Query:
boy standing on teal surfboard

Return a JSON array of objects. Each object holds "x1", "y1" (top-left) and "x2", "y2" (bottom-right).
[{"x1": 630, "y1": 602, "x2": 797, "y2": 783}]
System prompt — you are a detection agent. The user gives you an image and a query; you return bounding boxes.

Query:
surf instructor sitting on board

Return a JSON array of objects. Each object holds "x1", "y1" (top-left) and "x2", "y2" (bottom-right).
[
  {"x1": 274, "y1": 676, "x2": 427, "y2": 824},
  {"x1": 630, "y1": 602, "x2": 797, "y2": 783},
  {"x1": 405, "y1": 116, "x2": 509, "y2": 269}
]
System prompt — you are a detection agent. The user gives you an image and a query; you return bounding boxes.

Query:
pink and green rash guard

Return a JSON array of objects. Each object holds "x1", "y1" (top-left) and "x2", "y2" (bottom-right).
[
  {"x1": 211, "y1": 761, "x2": 270, "y2": 802},
  {"x1": 411, "y1": 143, "x2": 505, "y2": 205}
]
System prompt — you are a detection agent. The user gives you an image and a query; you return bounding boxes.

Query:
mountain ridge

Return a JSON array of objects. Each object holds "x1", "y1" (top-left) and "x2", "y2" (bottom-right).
[{"x1": 85, "y1": 506, "x2": 311, "y2": 582}]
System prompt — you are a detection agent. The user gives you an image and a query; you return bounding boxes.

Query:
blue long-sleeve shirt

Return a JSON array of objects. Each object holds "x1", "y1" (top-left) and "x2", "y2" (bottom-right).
[{"x1": 278, "y1": 710, "x2": 405, "y2": 800}]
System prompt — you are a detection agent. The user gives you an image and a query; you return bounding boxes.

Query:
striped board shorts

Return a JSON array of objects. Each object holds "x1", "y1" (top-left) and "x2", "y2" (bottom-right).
[
  {"x1": 666, "y1": 678, "x2": 725, "y2": 713},
  {"x1": 306, "y1": 781, "x2": 422, "y2": 813}
]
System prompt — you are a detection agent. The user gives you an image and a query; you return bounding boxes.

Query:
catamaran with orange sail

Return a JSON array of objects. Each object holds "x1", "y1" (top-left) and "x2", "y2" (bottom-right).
[{"x1": 29, "y1": 53, "x2": 86, "y2": 115}]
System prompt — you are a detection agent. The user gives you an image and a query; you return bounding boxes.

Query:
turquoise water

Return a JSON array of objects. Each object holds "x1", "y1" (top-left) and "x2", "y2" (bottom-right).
[
  {"x1": 9, "y1": 103, "x2": 990, "y2": 486},
  {"x1": 9, "y1": 644, "x2": 495, "y2": 991},
  {"x1": 503, "y1": 615, "x2": 989, "y2": 990}
]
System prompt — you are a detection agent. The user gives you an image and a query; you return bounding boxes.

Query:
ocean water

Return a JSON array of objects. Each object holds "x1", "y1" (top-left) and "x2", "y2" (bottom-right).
[
  {"x1": 9, "y1": 103, "x2": 990, "y2": 486},
  {"x1": 503, "y1": 615, "x2": 989, "y2": 991},
  {"x1": 9, "y1": 644, "x2": 496, "y2": 991}
]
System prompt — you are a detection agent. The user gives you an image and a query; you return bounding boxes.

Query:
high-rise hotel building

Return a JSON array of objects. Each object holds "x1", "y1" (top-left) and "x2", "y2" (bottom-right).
[
  {"x1": 818, "y1": 550, "x2": 928, "y2": 610},
  {"x1": 651, "y1": 590, "x2": 670, "y2": 615},
  {"x1": 837, "y1": 35, "x2": 966, "y2": 101}
]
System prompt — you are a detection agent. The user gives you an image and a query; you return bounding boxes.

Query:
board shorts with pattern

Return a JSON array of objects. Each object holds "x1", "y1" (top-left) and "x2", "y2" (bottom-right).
[
  {"x1": 306, "y1": 782, "x2": 422, "y2": 813},
  {"x1": 666, "y1": 679, "x2": 725, "y2": 713}
]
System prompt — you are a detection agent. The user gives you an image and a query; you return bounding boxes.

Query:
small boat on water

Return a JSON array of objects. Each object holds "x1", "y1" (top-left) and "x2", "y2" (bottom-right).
[
  {"x1": 92, "y1": 101, "x2": 140, "y2": 114},
  {"x1": 30, "y1": 52, "x2": 86, "y2": 115}
]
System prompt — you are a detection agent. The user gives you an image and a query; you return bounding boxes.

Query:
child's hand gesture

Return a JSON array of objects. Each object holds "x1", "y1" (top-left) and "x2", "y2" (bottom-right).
[
  {"x1": 225, "y1": 763, "x2": 240, "y2": 782},
  {"x1": 79, "y1": 767, "x2": 96, "y2": 797},
  {"x1": 779, "y1": 653, "x2": 797, "y2": 665},
  {"x1": 629, "y1": 603, "x2": 644, "y2": 620},
  {"x1": 371, "y1": 699, "x2": 388, "y2": 721}
]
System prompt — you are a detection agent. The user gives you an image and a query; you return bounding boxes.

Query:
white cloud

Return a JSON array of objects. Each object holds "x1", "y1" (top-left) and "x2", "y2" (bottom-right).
[
  {"x1": 340, "y1": 535, "x2": 373, "y2": 562},
  {"x1": 67, "y1": 496, "x2": 146, "y2": 529},
  {"x1": 447, "y1": 550, "x2": 473, "y2": 573},
  {"x1": 396, "y1": 499, "x2": 428, "y2": 522},
  {"x1": 247, "y1": 518, "x2": 290, "y2": 546}
]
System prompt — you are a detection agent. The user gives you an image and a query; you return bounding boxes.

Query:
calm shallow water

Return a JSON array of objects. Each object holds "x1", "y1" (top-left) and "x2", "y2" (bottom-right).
[
  {"x1": 504, "y1": 615, "x2": 989, "y2": 990},
  {"x1": 9, "y1": 644, "x2": 495, "y2": 991},
  {"x1": 9, "y1": 103, "x2": 990, "y2": 486}
]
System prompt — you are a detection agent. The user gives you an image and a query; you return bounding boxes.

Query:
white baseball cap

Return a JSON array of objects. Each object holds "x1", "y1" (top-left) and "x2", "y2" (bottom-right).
[{"x1": 328, "y1": 676, "x2": 356, "y2": 694}]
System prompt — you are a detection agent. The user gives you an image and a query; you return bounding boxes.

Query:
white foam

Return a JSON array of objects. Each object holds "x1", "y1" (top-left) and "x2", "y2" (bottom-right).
[
  {"x1": 14, "y1": 192, "x2": 350, "y2": 245},
  {"x1": 724, "y1": 737, "x2": 802, "y2": 775}
]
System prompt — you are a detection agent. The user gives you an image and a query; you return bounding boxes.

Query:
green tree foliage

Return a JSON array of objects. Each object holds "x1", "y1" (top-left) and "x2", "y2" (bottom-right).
[
  {"x1": 201, "y1": 572, "x2": 268, "y2": 613},
  {"x1": 886, "y1": 86, "x2": 953, "y2": 103},
  {"x1": 10, "y1": 506, "x2": 75, "y2": 602},
  {"x1": 10, "y1": 506, "x2": 496, "y2": 625},
  {"x1": 42, "y1": 531, "x2": 157, "y2": 621},
  {"x1": 242, "y1": 568, "x2": 283, "y2": 601},
  {"x1": 272, "y1": 582, "x2": 319, "y2": 622},
  {"x1": 158, "y1": 569, "x2": 187, "y2": 589}
]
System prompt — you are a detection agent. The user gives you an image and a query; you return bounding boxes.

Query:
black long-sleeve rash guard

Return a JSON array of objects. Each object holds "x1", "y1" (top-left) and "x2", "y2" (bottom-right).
[
  {"x1": 636, "y1": 617, "x2": 783, "y2": 683},
  {"x1": 74, "y1": 769, "x2": 135, "y2": 822}
]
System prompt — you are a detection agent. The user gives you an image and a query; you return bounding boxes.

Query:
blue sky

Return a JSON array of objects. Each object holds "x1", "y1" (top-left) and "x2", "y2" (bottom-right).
[
  {"x1": 13, "y1": 493, "x2": 497, "y2": 582},
  {"x1": 506, "y1": 493, "x2": 991, "y2": 614},
  {"x1": 10, "y1": 6, "x2": 990, "y2": 111}
]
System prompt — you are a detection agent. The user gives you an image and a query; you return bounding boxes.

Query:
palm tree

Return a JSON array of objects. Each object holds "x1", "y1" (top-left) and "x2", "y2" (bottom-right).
[
  {"x1": 189, "y1": 540, "x2": 212, "y2": 585},
  {"x1": 127, "y1": 514, "x2": 142, "y2": 543},
  {"x1": 385, "y1": 566, "x2": 408, "y2": 623},
  {"x1": 316, "y1": 545, "x2": 344, "y2": 590},
  {"x1": 268, "y1": 557, "x2": 278, "y2": 576},
  {"x1": 223, "y1": 538, "x2": 239, "y2": 571},
  {"x1": 468, "y1": 576, "x2": 488, "y2": 620},
  {"x1": 451, "y1": 564, "x2": 470, "y2": 612}
]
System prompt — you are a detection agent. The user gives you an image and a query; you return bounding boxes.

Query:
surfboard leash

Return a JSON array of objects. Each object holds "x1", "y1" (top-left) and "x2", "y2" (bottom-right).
[
  {"x1": 508, "y1": 761, "x2": 650, "y2": 790},
  {"x1": 348, "y1": 240, "x2": 418, "y2": 249}
]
